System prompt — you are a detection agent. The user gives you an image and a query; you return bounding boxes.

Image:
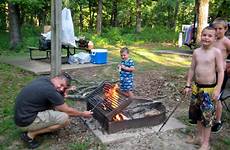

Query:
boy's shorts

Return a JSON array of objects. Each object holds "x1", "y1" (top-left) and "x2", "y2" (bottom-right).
[
  {"x1": 189, "y1": 83, "x2": 216, "y2": 128},
  {"x1": 120, "y1": 78, "x2": 133, "y2": 92},
  {"x1": 19, "y1": 110, "x2": 69, "y2": 131}
]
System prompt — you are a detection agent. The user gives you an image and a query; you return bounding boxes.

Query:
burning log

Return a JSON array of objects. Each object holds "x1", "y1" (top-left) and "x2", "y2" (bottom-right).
[{"x1": 144, "y1": 109, "x2": 161, "y2": 117}]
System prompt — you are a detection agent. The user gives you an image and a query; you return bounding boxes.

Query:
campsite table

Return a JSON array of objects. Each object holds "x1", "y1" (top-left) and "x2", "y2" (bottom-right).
[{"x1": 29, "y1": 44, "x2": 90, "y2": 64}]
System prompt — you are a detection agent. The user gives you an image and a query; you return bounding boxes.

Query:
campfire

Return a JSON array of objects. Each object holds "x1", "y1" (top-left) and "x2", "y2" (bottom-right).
[
  {"x1": 103, "y1": 83, "x2": 129, "y2": 121},
  {"x1": 86, "y1": 81, "x2": 166, "y2": 134}
]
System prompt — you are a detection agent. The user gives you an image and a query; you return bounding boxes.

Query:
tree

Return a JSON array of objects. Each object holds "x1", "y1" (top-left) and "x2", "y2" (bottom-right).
[
  {"x1": 110, "y1": 0, "x2": 118, "y2": 27},
  {"x1": 136, "y1": 0, "x2": 142, "y2": 33},
  {"x1": 96, "y1": 0, "x2": 103, "y2": 34},
  {"x1": 196, "y1": 0, "x2": 209, "y2": 43},
  {"x1": 8, "y1": 2, "x2": 21, "y2": 49}
]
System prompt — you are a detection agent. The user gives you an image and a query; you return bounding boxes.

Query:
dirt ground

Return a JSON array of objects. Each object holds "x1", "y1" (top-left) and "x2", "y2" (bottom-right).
[{"x1": 18, "y1": 66, "x2": 229, "y2": 150}]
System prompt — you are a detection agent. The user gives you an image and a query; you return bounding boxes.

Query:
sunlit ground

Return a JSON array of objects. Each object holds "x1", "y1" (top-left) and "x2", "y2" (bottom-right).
[{"x1": 108, "y1": 43, "x2": 191, "y2": 68}]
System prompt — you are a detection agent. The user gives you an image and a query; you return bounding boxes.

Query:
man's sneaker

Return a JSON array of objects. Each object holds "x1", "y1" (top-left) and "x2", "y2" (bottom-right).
[
  {"x1": 211, "y1": 122, "x2": 223, "y2": 133},
  {"x1": 20, "y1": 132, "x2": 40, "y2": 149}
]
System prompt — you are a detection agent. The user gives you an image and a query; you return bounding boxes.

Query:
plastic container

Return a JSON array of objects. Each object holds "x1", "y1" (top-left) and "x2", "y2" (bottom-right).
[{"x1": 90, "y1": 49, "x2": 108, "y2": 64}]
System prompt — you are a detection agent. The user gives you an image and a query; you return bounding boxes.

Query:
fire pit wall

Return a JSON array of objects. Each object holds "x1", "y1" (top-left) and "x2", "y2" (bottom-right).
[
  {"x1": 87, "y1": 100, "x2": 166, "y2": 134},
  {"x1": 86, "y1": 80, "x2": 166, "y2": 134}
]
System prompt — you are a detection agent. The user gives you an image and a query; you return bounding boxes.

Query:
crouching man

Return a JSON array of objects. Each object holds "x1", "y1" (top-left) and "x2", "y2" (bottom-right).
[{"x1": 14, "y1": 73, "x2": 93, "y2": 149}]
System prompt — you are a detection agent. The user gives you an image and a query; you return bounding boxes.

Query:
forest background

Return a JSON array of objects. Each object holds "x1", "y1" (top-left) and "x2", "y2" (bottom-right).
[{"x1": 0, "y1": 0, "x2": 229, "y2": 52}]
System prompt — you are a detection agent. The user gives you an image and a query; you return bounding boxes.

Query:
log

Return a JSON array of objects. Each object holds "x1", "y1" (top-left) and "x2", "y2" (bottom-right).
[{"x1": 144, "y1": 109, "x2": 161, "y2": 117}]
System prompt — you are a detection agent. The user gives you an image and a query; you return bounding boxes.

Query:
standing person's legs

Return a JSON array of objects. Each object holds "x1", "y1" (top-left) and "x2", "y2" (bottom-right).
[
  {"x1": 197, "y1": 121, "x2": 203, "y2": 143},
  {"x1": 212, "y1": 71, "x2": 228, "y2": 132},
  {"x1": 212, "y1": 100, "x2": 223, "y2": 132},
  {"x1": 199, "y1": 126, "x2": 211, "y2": 150}
]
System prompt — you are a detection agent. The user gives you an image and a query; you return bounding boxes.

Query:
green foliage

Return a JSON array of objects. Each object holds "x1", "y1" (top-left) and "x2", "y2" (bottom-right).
[
  {"x1": 0, "y1": 25, "x2": 179, "y2": 54},
  {"x1": 209, "y1": 0, "x2": 230, "y2": 21},
  {"x1": 78, "y1": 26, "x2": 178, "y2": 48},
  {"x1": 0, "y1": 32, "x2": 10, "y2": 52}
]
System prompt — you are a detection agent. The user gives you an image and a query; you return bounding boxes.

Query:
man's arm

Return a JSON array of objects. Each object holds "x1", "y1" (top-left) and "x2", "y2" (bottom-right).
[{"x1": 55, "y1": 103, "x2": 93, "y2": 118}]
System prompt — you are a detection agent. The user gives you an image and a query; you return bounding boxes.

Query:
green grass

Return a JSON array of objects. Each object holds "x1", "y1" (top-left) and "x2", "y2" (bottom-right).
[{"x1": 0, "y1": 63, "x2": 35, "y2": 149}]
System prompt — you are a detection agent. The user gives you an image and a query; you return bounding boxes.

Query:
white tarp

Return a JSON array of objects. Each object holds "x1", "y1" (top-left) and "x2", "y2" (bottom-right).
[
  {"x1": 41, "y1": 7, "x2": 76, "y2": 47},
  {"x1": 61, "y1": 7, "x2": 76, "y2": 47}
]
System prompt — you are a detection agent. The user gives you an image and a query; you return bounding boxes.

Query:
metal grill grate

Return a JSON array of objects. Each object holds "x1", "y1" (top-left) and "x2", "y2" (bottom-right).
[{"x1": 85, "y1": 81, "x2": 132, "y2": 121}]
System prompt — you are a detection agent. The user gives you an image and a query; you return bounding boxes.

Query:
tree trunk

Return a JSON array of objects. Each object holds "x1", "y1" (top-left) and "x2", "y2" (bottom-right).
[
  {"x1": 196, "y1": 0, "x2": 209, "y2": 44},
  {"x1": 110, "y1": 0, "x2": 118, "y2": 27},
  {"x1": 8, "y1": 2, "x2": 22, "y2": 49},
  {"x1": 136, "y1": 0, "x2": 142, "y2": 33},
  {"x1": 172, "y1": 0, "x2": 179, "y2": 30},
  {"x1": 96, "y1": 0, "x2": 103, "y2": 34},
  {"x1": 79, "y1": 4, "x2": 83, "y2": 32},
  {"x1": 89, "y1": 1, "x2": 93, "y2": 31}
]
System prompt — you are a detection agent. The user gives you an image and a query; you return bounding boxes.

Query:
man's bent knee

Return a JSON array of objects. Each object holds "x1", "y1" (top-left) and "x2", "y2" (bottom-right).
[{"x1": 54, "y1": 111, "x2": 69, "y2": 126}]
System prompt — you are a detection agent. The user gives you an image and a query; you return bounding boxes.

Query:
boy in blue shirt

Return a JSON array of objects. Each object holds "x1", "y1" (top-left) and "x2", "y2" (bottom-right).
[{"x1": 118, "y1": 47, "x2": 135, "y2": 98}]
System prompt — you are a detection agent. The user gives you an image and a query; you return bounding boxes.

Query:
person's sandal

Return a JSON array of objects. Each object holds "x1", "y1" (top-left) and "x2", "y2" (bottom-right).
[
  {"x1": 20, "y1": 132, "x2": 40, "y2": 149},
  {"x1": 211, "y1": 122, "x2": 223, "y2": 133}
]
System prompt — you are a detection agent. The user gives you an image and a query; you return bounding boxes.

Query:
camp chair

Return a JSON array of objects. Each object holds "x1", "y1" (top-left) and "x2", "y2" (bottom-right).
[{"x1": 219, "y1": 77, "x2": 230, "y2": 112}]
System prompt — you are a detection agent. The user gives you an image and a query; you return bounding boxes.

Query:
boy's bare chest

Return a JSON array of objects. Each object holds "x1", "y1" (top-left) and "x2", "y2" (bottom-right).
[{"x1": 196, "y1": 52, "x2": 215, "y2": 64}]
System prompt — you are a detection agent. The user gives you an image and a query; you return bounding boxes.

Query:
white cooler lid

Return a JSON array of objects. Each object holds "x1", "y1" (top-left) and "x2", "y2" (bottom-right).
[{"x1": 91, "y1": 49, "x2": 107, "y2": 52}]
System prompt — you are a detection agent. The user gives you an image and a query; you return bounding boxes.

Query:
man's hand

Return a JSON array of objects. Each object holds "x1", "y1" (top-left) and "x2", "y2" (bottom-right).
[
  {"x1": 68, "y1": 86, "x2": 77, "y2": 91},
  {"x1": 64, "y1": 86, "x2": 77, "y2": 97},
  {"x1": 81, "y1": 111, "x2": 93, "y2": 118}
]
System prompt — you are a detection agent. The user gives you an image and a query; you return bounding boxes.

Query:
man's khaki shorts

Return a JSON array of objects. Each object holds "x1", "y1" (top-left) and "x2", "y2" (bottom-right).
[{"x1": 19, "y1": 110, "x2": 69, "y2": 131}]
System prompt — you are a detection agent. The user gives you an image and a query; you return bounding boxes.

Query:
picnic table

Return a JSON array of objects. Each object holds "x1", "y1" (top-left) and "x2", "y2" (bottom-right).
[{"x1": 29, "y1": 40, "x2": 91, "y2": 62}]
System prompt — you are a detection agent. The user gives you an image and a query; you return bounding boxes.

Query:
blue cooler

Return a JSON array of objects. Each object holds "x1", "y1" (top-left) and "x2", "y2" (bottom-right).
[{"x1": 90, "y1": 49, "x2": 108, "y2": 64}]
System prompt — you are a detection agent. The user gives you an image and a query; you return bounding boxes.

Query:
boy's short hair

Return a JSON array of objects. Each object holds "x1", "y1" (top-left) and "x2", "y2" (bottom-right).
[
  {"x1": 212, "y1": 18, "x2": 228, "y2": 28},
  {"x1": 120, "y1": 47, "x2": 129, "y2": 54},
  {"x1": 202, "y1": 26, "x2": 216, "y2": 33}
]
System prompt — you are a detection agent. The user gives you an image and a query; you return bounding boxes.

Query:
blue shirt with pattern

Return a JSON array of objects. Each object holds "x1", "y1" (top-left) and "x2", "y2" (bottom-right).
[{"x1": 120, "y1": 58, "x2": 134, "y2": 91}]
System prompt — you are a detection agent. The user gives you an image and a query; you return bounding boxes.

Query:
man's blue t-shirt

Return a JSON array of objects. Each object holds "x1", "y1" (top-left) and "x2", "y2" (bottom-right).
[{"x1": 14, "y1": 77, "x2": 64, "y2": 127}]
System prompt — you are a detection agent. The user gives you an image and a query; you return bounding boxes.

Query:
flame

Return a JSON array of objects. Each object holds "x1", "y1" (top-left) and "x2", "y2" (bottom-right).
[
  {"x1": 103, "y1": 83, "x2": 128, "y2": 121},
  {"x1": 104, "y1": 84, "x2": 119, "y2": 108},
  {"x1": 113, "y1": 113, "x2": 129, "y2": 121}
]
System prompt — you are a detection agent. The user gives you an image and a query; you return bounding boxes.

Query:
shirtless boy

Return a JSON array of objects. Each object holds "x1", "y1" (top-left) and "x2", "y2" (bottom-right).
[
  {"x1": 212, "y1": 18, "x2": 230, "y2": 132},
  {"x1": 184, "y1": 26, "x2": 224, "y2": 150}
]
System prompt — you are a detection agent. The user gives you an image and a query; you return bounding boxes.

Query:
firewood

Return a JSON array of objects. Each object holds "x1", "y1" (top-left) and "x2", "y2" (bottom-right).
[{"x1": 144, "y1": 109, "x2": 161, "y2": 117}]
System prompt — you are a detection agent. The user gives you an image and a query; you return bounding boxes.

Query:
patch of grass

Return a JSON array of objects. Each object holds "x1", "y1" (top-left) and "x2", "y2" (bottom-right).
[
  {"x1": 68, "y1": 140, "x2": 90, "y2": 150},
  {"x1": 0, "y1": 63, "x2": 35, "y2": 149}
]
